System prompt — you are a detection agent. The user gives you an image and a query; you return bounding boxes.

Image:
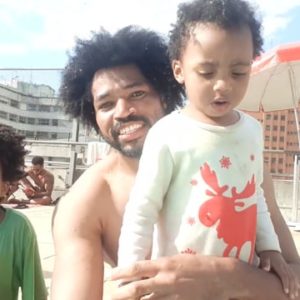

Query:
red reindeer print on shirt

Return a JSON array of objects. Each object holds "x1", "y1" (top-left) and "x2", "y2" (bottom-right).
[{"x1": 198, "y1": 163, "x2": 257, "y2": 263}]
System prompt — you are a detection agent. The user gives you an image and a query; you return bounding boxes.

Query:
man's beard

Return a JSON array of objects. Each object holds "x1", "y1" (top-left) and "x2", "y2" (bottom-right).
[{"x1": 100, "y1": 116, "x2": 151, "y2": 159}]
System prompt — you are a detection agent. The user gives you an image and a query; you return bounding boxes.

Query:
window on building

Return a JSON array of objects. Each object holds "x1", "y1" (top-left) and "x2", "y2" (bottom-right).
[
  {"x1": 27, "y1": 118, "x2": 35, "y2": 124},
  {"x1": 9, "y1": 114, "x2": 17, "y2": 121},
  {"x1": 272, "y1": 136, "x2": 277, "y2": 142},
  {"x1": 271, "y1": 169, "x2": 275, "y2": 173},
  {"x1": 51, "y1": 133, "x2": 58, "y2": 139},
  {"x1": 36, "y1": 131, "x2": 49, "y2": 139},
  {"x1": 10, "y1": 100, "x2": 19, "y2": 108},
  {"x1": 266, "y1": 114, "x2": 271, "y2": 120},
  {"x1": 271, "y1": 158, "x2": 276, "y2": 163},
  {"x1": 53, "y1": 106, "x2": 61, "y2": 112},
  {"x1": 52, "y1": 119, "x2": 58, "y2": 126},
  {"x1": 25, "y1": 131, "x2": 34, "y2": 138},
  {"x1": 266, "y1": 125, "x2": 271, "y2": 130},
  {"x1": 265, "y1": 136, "x2": 270, "y2": 141},
  {"x1": 279, "y1": 158, "x2": 283, "y2": 164},
  {"x1": 280, "y1": 126, "x2": 285, "y2": 131},
  {"x1": 19, "y1": 116, "x2": 26, "y2": 123},
  {"x1": 280, "y1": 115, "x2": 286, "y2": 120},
  {"x1": 273, "y1": 126, "x2": 278, "y2": 130},
  {"x1": 0, "y1": 111, "x2": 7, "y2": 119},
  {"x1": 39, "y1": 105, "x2": 51, "y2": 112},
  {"x1": 279, "y1": 137, "x2": 284, "y2": 142},
  {"x1": 274, "y1": 115, "x2": 278, "y2": 120},
  {"x1": 38, "y1": 118, "x2": 50, "y2": 126},
  {"x1": 278, "y1": 169, "x2": 283, "y2": 173},
  {"x1": 27, "y1": 104, "x2": 37, "y2": 111}
]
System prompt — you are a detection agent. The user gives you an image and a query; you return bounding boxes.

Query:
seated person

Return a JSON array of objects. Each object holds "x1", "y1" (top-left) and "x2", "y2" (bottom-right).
[
  {"x1": 1, "y1": 181, "x2": 20, "y2": 203},
  {"x1": 0, "y1": 125, "x2": 47, "y2": 300},
  {"x1": 19, "y1": 156, "x2": 54, "y2": 205}
]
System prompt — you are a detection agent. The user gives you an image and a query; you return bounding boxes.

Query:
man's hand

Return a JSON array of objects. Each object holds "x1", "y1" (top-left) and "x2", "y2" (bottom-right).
[
  {"x1": 107, "y1": 255, "x2": 234, "y2": 300},
  {"x1": 23, "y1": 187, "x2": 35, "y2": 198}
]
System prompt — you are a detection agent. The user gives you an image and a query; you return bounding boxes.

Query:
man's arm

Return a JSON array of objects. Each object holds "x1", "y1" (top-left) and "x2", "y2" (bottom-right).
[
  {"x1": 109, "y1": 253, "x2": 299, "y2": 300},
  {"x1": 51, "y1": 167, "x2": 107, "y2": 300},
  {"x1": 37, "y1": 173, "x2": 54, "y2": 197}
]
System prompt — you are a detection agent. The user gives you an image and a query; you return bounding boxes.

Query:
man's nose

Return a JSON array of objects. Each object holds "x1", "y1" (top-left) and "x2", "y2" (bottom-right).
[{"x1": 114, "y1": 98, "x2": 136, "y2": 119}]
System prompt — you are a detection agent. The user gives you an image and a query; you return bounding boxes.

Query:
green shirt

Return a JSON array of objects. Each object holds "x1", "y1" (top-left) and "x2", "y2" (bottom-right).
[{"x1": 0, "y1": 207, "x2": 47, "y2": 300}]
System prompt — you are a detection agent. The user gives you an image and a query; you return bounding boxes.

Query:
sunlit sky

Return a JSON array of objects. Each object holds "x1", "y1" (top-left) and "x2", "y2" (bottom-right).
[{"x1": 0, "y1": 0, "x2": 300, "y2": 68}]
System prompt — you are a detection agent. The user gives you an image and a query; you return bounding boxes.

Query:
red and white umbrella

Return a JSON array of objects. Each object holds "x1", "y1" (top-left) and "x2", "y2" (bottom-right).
[
  {"x1": 239, "y1": 42, "x2": 300, "y2": 112},
  {"x1": 238, "y1": 43, "x2": 300, "y2": 223}
]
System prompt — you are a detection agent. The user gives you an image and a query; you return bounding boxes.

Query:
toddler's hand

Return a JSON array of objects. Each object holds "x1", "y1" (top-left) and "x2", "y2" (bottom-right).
[{"x1": 260, "y1": 250, "x2": 300, "y2": 299}]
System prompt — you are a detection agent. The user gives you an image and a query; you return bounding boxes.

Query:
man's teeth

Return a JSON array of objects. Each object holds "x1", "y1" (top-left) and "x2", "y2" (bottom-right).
[{"x1": 120, "y1": 124, "x2": 142, "y2": 134}]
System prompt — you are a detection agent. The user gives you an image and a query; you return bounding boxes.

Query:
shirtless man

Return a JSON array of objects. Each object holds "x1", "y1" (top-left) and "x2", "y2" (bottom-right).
[
  {"x1": 20, "y1": 156, "x2": 54, "y2": 205},
  {"x1": 52, "y1": 25, "x2": 300, "y2": 300}
]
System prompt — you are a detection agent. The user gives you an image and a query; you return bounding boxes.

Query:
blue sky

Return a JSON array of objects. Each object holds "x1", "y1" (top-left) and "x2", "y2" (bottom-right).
[{"x1": 0, "y1": 0, "x2": 299, "y2": 90}]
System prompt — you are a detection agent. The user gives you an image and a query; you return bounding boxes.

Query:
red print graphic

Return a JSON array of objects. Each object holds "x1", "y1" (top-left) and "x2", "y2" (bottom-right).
[
  {"x1": 250, "y1": 154, "x2": 255, "y2": 161},
  {"x1": 181, "y1": 248, "x2": 196, "y2": 255},
  {"x1": 219, "y1": 156, "x2": 231, "y2": 169},
  {"x1": 190, "y1": 179, "x2": 198, "y2": 186},
  {"x1": 187, "y1": 217, "x2": 196, "y2": 226},
  {"x1": 198, "y1": 163, "x2": 256, "y2": 263}
]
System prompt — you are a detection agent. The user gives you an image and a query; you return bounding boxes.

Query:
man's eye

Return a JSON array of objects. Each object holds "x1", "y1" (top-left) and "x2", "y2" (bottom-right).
[
  {"x1": 98, "y1": 102, "x2": 113, "y2": 111},
  {"x1": 131, "y1": 91, "x2": 145, "y2": 98}
]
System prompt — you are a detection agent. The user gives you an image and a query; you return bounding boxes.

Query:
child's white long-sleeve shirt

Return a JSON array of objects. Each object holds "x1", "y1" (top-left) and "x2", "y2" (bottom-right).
[{"x1": 118, "y1": 111, "x2": 280, "y2": 267}]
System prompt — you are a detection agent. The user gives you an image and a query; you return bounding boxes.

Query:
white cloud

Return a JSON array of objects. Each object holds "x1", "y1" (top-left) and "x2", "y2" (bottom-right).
[
  {"x1": 0, "y1": 0, "x2": 299, "y2": 55},
  {"x1": 0, "y1": 0, "x2": 182, "y2": 52},
  {"x1": 0, "y1": 44, "x2": 27, "y2": 55},
  {"x1": 251, "y1": 0, "x2": 300, "y2": 38}
]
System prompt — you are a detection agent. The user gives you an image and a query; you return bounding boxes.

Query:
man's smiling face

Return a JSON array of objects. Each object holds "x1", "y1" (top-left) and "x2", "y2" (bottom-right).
[{"x1": 92, "y1": 64, "x2": 166, "y2": 158}]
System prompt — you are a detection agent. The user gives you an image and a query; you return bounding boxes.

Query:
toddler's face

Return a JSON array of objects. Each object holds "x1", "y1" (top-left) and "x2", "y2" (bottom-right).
[{"x1": 173, "y1": 23, "x2": 253, "y2": 125}]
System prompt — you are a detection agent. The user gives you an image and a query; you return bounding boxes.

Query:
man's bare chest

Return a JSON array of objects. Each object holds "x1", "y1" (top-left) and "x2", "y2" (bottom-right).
[{"x1": 109, "y1": 173, "x2": 135, "y2": 214}]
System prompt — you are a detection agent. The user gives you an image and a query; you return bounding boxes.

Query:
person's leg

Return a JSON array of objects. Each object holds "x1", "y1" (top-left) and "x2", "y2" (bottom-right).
[
  {"x1": 8, "y1": 198, "x2": 23, "y2": 204},
  {"x1": 29, "y1": 196, "x2": 52, "y2": 205}
]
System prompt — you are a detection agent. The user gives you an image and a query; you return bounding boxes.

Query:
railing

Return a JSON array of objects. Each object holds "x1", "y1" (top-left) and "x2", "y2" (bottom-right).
[{"x1": 23, "y1": 140, "x2": 300, "y2": 222}]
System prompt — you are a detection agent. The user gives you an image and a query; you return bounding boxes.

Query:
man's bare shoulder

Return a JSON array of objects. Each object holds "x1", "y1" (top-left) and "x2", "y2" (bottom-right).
[
  {"x1": 53, "y1": 151, "x2": 123, "y2": 236},
  {"x1": 56, "y1": 152, "x2": 120, "y2": 213},
  {"x1": 41, "y1": 168, "x2": 54, "y2": 181}
]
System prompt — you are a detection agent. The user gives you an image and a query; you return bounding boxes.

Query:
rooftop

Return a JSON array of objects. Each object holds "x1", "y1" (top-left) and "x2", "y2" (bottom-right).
[{"x1": 5, "y1": 203, "x2": 300, "y2": 299}]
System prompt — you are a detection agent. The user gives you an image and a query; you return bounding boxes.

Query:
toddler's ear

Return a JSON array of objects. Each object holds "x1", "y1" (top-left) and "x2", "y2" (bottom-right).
[{"x1": 172, "y1": 60, "x2": 185, "y2": 84}]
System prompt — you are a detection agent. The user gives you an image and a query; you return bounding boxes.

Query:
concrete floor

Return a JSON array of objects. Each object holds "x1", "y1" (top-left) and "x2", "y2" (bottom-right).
[{"x1": 8, "y1": 204, "x2": 300, "y2": 299}]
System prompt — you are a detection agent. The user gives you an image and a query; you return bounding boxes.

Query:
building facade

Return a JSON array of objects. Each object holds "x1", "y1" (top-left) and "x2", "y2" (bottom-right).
[
  {"x1": 246, "y1": 109, "x2": 299, "y2": 178},
  {"x1": 0, "y1": 81, "x2": 72, "y2": 139}
]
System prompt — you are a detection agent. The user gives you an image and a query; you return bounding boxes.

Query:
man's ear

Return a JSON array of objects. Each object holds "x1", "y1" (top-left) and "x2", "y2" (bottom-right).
[
  {"x1": 162, "y1": 101, "x2": 167, "y2": 110},
  {"x1": 172, "y1": 60, "x2": 184, "y2": 84}
]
